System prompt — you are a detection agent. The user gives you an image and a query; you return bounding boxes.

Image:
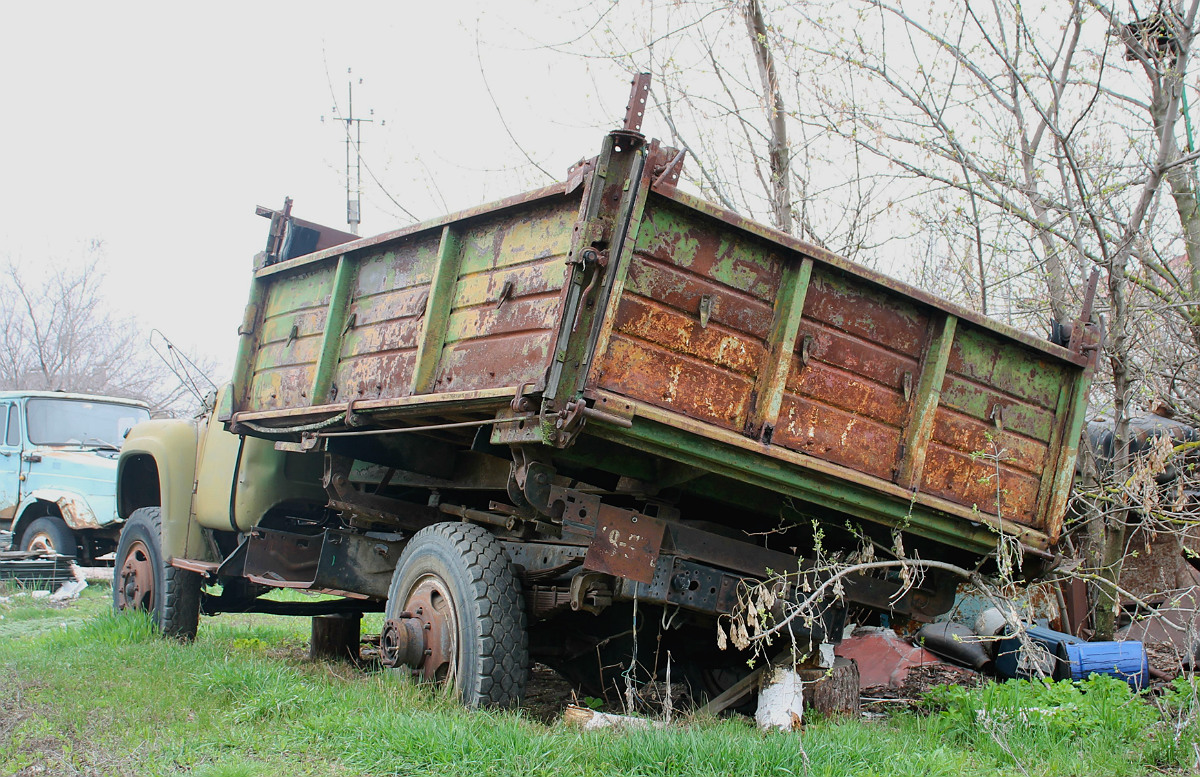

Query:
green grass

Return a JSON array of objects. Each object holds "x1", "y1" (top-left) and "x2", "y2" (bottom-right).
[{"x1": 1, "y1": 585, "x2": 1197, "y2": 776}]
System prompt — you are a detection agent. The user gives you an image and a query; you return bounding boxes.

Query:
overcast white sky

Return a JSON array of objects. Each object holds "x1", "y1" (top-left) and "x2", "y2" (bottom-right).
[{"x1": 0, "y1": 2, "x2": 632, "y2": 381}]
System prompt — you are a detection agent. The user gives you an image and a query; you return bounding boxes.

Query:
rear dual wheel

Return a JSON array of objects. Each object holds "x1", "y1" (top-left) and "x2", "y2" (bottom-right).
[
  {"x1": 112, "y1": 507, "x2": 201, "y2": 639},
  {"x1": 382, "y1": 522, "x2": 528, "y2": 707}
]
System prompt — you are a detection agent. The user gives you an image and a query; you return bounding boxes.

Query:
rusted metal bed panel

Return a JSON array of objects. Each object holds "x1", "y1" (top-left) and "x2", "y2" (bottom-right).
[
  {"x1": 588, "y1": 186, "x2": 1092, "y2": 535},
  {"x1": 229, "y1": 127, "x2": 1092, "y2": 550},
  {"x1": 430, "y1": 201, "x2": 576, "y2": 395},
  {"x1": 235, "y1": 189, "x2": 582, "y2": 418},
  {"x1": 594, "y1": 197, "x2": 782, "y2": 433}
]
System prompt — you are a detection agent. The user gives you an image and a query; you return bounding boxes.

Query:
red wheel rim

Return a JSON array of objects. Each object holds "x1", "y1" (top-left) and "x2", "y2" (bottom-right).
[
  {"x1": 116, "y1": 539, "x2": 155, "y2": 612},
  {"x1": 402, "y1": 575, "x2": 458, "y2": 683}
]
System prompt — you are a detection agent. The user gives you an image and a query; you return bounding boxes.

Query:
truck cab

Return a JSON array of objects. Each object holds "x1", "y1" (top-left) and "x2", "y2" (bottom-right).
[{"x1": 0, "y1": 391, "x2": 150, "y2": 562}]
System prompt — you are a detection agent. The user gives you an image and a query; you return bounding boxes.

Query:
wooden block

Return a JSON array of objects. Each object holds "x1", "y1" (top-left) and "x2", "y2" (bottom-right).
[{"x1": 310, "y1": 613, "x2": 362, "y2": 662}]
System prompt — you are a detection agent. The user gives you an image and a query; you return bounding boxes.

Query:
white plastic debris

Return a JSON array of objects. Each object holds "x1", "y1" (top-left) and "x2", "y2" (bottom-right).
[
  {"x1": 975, "y1": 607, "x2": 1015, "y2": 638},
  {"x1": 756, "y1": 667, "x2": 805, "y2": 732},
  {"x1": 50, "y1": 578, "x2": 88, "y2": 602},
  {"x1": 562, "y1": 704, "x2": 662, "y2": 730}
]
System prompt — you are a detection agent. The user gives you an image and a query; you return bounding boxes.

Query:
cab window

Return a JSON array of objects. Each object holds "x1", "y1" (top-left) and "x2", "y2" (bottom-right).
[{"x1": 5, "y1": 405, "x2": 20, "y2": 447}]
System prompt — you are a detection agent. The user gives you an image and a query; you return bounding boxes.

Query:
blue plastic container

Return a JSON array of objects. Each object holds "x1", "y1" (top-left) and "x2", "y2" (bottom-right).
[
  {"x1": 1056, "y1": 641, "x2": 1149, "y2": 690},
  {"x1": 994, "y1": 625, "x2": 1083, "y2": 680}
]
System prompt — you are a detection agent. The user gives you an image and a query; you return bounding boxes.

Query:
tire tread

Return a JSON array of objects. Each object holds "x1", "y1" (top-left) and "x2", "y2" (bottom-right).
[
  {"x1": 114, "y1": 507, "x2": 201, "y2": 640},
  {"x1": 395, "y1": 522, "x2": 528, "y2": 706}
]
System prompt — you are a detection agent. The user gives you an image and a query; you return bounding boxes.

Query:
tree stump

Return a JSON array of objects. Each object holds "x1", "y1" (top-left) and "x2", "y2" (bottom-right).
[
  {"x1": 798, "y1": 657, "x2": 859, "y2": 716},
  {"x1": 310, "y1": 613, "x2": 362, "y2": 662}
]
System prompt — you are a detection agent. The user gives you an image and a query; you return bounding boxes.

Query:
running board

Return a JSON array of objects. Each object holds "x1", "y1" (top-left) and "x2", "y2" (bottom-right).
[
  {"x1": 242, "y1": 527, "x2": 406, "y2": 600},
  {"x1": 173, "y1": 527, "x2": 408, "y2": 600}
]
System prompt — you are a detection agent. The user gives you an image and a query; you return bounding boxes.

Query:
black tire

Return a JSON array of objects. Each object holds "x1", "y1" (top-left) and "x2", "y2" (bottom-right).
[
  {"x1": 112, "y1": 507, "x2": 202, "y2": 639},
  {"x1": 386, "y1": 522, "x2": 528, "y2": 707},
  {"x1": 20, "y1": 515, "x2": 76, "y2": 557}
]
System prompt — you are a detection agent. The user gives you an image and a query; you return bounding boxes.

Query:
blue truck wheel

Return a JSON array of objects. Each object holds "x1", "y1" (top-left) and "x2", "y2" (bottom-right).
[{"x1": 20, "y1": 515, "x2": 77, "y2": 558}]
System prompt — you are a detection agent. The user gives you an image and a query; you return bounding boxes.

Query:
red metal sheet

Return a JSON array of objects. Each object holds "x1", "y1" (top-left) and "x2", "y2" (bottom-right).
[{"x1": 583, "y1": 504, "x2": 666, "y2": 585}]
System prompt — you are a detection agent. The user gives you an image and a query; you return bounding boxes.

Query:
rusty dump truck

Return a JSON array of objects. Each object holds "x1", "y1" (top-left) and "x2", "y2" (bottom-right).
[{"x1": 113, "y1": 80, "x2": 1097, "y2": 707}]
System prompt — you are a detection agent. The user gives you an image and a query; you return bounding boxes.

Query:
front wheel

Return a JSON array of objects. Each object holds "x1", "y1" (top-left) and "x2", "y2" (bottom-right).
[
  {"x1": 382, "y1": 522, "x2": 527, "y2": 707},
  {"x1": 20, "y1": 515, "x2": 76, "y2": 557},
  {"x1": 113, "y1": 507, "x2": 201, "y2": 639}
]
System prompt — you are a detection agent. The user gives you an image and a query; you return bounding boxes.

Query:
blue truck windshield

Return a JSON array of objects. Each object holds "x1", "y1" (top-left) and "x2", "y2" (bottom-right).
[{"x1": 25, "y1": 398, "x2": 150, "y2": 448}]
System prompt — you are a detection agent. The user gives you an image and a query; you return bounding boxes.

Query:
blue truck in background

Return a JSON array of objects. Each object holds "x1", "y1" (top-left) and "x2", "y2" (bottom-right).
[{"x1": 0, "y1": 391, "x2": 150, "y2": 563}]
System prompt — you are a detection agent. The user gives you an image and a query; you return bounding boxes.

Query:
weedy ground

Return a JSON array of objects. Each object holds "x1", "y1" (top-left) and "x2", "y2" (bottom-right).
[{"x1": 1, "y1": 582, "x2": 1197, "y2": 777}]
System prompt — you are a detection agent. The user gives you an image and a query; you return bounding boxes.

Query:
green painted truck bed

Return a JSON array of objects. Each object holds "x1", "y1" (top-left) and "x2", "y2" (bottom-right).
[{"x1": 229, "y1": 131, "x2": 1095, "y2": 559}]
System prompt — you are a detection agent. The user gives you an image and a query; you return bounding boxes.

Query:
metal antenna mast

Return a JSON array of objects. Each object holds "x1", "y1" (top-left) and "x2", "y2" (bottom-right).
[{"x1": 324, "y1": 69, "x2": 380, "y2": 235}]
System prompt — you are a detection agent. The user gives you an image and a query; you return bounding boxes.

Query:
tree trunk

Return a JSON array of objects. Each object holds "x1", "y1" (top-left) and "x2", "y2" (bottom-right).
[
  {"x1": 1093, "y1": 257, "x2": 1134, "y2": 641},
  {"x1": 1092, "y1": 512, "x2": 1129, "y2": 640},
  {"x1": 743, "y1": 0, "x2": 792, "y2": 235},
  {"x1": 798, "y1": 657, "x2": 859, "y2": 717}
]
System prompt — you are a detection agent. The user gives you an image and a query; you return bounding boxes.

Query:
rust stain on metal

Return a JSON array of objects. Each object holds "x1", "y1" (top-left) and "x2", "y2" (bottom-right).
[
  {"x1": 921, "y1": 443, "x2": 1043, "y2": 524},
  {"x1": 772, "y1": 395, "x2": 902, "y2": 480},
  {"x1": 930, "y1": 411, "x2": 1047, "y2": 477},
  {"x1": 635, "y1": 202, "x2": 783, "y2": 301},
  {"x1": 792, "y1": 322, "x2": 918, "y2": 391},
  {"x1": 583, "y1": 504, "x2": 666, "y2": 585},
  {"x1": 612, "y1": 293, "x2": 764, "y2": 376},
  {"x1": 339, "y1": 316, "x2": 422, "y2": 358},
  {"x1": 623, "y1": 255, "x2": 776, "y2": 339},
  {"x1": 947, "y1": 324, "x2": 1066, "y2": 411},
  {"x1": 802, "y1": 270, "x2": 928, "y2": 357},
  {"x1": 434, "y1": 334, "x2": 554, "y2": 394},
  {"x1": 590, "y1": 212, "x2": 782, "y2": 432},
  {"x1": 347, "y1": 289, "x2": 430, "y2": 333},
  {"x1": 599, "y1": 334, "x2": 754, "y2": 430},
  {"x1": 938, "y1": 377, "x2": 1056, "y2": 443},
  {"x1": 455, "y1": 262, "x2": 567, "y2": 308},
  {"x1": 443, "y1": 295, "x2": 561, "y2": 345},
  {"x1": 250, "y1": 366, "x2": 318, "y2": 411},
  {"x1": 786, "y1": 358, "x2": 909, "y2": 428},
  {"x1": 352, "y1": 237, "x2": 440, "y2": 294},
  {"x1": 335, "y1": 351, "x2": 418, "y2": 401},
  {"x1": 54, "y1": 494, "x2": 103, "y2": 531}
]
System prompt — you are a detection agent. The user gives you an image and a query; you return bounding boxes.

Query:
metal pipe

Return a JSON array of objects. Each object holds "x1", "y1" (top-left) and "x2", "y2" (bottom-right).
[
  {"x1": 318, "y1": 415, "x2": 533, "y2": 438},
  {"x1": 437, "y1": 503, "x2": 516, "y2": 531},
  {"x1": 581, "y1": 406, "x2": 634, "y2": 428}
]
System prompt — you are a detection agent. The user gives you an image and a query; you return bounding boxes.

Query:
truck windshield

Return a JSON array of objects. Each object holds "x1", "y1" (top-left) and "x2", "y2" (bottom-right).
[{"x1": 25, "y1": 398, "x2": 150, "y2": 448}]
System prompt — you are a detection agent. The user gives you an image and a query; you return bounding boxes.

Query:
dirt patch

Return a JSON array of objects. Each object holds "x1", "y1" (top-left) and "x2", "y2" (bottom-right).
[
  {"x1": 522, "y1": 664, "x2": 583, "y2": 723},
  {"x1": 0, "y1": 679, "x2": 137, "y2": 776},
  {"x1": 861, "y1": 663, "x2": 984, "y2": 711},
  {"x1": 0, "y1": 684, "x2": 42, "y2": 755}
]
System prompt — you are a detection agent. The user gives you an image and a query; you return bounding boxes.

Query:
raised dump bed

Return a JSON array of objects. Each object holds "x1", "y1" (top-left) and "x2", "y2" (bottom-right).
[
  {"x1": 117, "y1": 84, "x2": 1097, "y2": 707},
  {"x1": 231, "y1": 138, "x2": 1093, "y2": 558}
]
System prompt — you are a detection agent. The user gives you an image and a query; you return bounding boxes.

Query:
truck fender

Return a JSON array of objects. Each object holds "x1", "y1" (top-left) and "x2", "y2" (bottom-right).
[
  {"x1": 13, "y1": 489, "x2": 103, "y2": 534},
  {"x1": 116, "y1": 419, "x2": 207, "y2": 562}
]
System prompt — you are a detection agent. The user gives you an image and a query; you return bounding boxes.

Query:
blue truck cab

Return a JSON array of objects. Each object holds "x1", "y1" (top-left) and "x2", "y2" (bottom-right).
[{"x1": 0, "y1": 391, "x2": 150, "y2": 562}]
